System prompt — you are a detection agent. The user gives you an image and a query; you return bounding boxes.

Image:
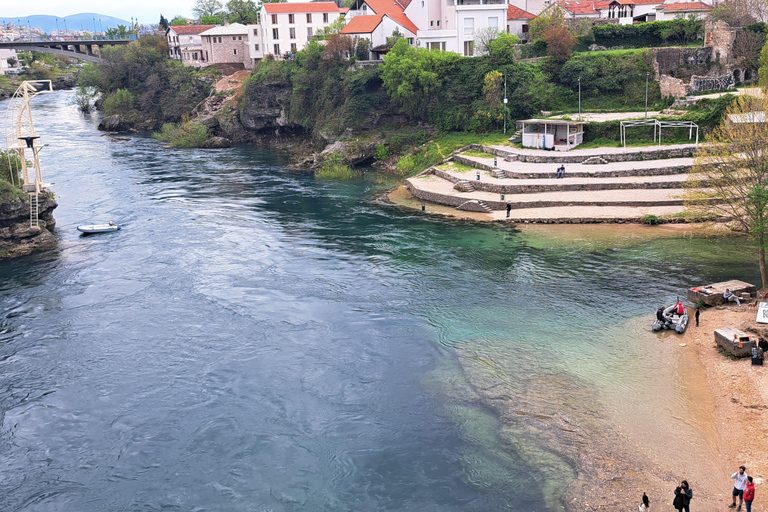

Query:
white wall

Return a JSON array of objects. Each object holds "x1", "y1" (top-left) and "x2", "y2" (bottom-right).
[{"x1": 258, "y1": 8, "x2": 341, "y2": 57}]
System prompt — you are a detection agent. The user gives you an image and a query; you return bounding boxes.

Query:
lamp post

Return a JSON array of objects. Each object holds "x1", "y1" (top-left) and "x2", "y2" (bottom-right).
[
  {"x1": 55, "y1": 18, "x2": 59, "y2": 39},
  {"x1": 99, "y1": 19, "x2": 103, "y2": 34},
  {"x1": 503, "y1": 73, "x2": 508, "y2": 134},
  {"x1": 645, "y1": 72, "x2": 649, "y2": 118},
  {"x1": 93, "y1": 18, "x2": 97, "y2": 35},
  {"x1": 578, "y1": 76, "x2": 581, "y2": 121},
  {"x1": 63, "y1": 19, "x2": 68, "y2": 37}
]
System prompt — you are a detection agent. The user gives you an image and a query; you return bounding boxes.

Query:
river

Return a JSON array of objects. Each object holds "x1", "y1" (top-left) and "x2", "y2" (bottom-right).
[{"x1": 0, "y1": 90, "x2": 759, "y2": 511}]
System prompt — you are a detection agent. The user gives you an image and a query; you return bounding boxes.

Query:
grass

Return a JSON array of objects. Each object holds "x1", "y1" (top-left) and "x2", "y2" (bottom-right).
[
  {"x1": 153, "y1": 121, "x2": 212, "y2": 148},
  {"x1": 395, "y1": 132, "x2": 512, "y2": 177},
  {"x1": 316, "y1": 152, "x2": 359, "y2": 180},
  {"x1": 714, "y1": 344, "x2": 739, "y2": 360},
  {"x1": 437, "y1": 161, "x2": 474, "y2": 173},
  {"x1": 461, "y1": 150, "x2": 491, "y2": 158},
  {"x1": 0, "y1": 180, "x2": 28, "y2": 202}
]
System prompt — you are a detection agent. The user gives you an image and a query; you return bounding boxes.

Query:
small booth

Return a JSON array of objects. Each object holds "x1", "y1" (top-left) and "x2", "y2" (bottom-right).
[
  {"x1": 515, "y1": 119, "x2": 587, "y2": 151},
  {"x1": 687, "y1": 280, "x2": 757, "y2": 306}
]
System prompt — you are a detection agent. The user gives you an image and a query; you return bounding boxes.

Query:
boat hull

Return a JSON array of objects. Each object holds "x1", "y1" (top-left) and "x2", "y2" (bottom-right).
[
  {"x1": 77, "y1": 224, "x2": 121, "y2": 234},
  {"x1": 653, "y1": 304, "x2": 689, "y2": 334}
]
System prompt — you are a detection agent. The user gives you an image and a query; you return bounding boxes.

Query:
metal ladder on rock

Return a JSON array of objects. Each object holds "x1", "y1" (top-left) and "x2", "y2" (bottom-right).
[{"x1": 29, "y1": 192, "x2": 38, "y2": 228}]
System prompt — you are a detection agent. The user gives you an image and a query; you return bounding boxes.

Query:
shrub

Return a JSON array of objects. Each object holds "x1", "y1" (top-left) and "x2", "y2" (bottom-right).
[
  {"x1": 373, "y1": 144, "x2": 390, "y2": 160},
  {"x1": 316, "y1": 152, "x2": 358, "y2": 179},
  {"x1": 102, "y1": 88, "x2": 136, "y2": 116},
  {"x1": 642, "y1": 214, "x2": 660, "y2": 225},
  {"x1": 0, "y1": 150, "x2": 23, "y2": 185},
  {"x1": 153, "y1": 121, "x2": 211, "y2": 148}
]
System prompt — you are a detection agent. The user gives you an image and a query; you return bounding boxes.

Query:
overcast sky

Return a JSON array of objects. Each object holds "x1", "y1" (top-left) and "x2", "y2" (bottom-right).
[{"x1": 1, "y1": 1, "x2": 194, "y2": 24}]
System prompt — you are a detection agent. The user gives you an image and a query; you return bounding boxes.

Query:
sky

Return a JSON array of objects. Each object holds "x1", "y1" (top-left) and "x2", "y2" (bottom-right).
[{"x1": 0, "y1": 0, "x2": 194, "y2": 25}]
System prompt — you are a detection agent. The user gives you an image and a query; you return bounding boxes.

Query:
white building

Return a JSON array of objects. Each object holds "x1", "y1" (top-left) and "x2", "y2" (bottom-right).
[
  {"x1": 249, "y1": 1, "x2": 342, "y2": 60},
  {"x1": 655, "y1": 1, "x2": 713, "y2": 21},
  {"x1": 343, "y1": 0, "x2": 507, "y2": 57},
  {"x1": 506, "y1": 5, "x2": 535, "y2": 42},
  {"x1": 0, "y1": 49, "x2": 21, "y2": 74},
  {"x1": 166, "y1": 24, "x2": 216, "y2": 65}
]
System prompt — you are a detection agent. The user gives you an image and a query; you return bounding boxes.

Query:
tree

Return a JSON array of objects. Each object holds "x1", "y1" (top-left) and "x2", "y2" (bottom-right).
[
  {"x1": 227, "y1": 0, "x2": 259, "y2": 23},
  {"x1": 543, "y1": 26, "x2": 576, "y2": 64},
  {"x1": 684, "y1": 95, "x2": 768, "y2": 286},
  {"x1": 482, "y1": 70, "x2": 503, "y2": 107},
  {"x1": 474, "y1": 27, "x2": 500, "y2": 55},
  {"x1": 106, "y1": 25, "x2": 132, "y2": 38},
  {"x1": 710, "y1": 0, "x2": 768, "y2": 25},
  {"x1": 386, "y1": 29, "x2": 404, "y2": 49},
  {"x1": 732, "y1": 29, "x2": 764, "y2": 75},
  {"x1": 201, "y1": 14, "x2": 224, "y2": 24},
  {"x1": 322, "y1": 33, "x2": 355, "y2": 65},
  {"x1": 314, "y1": 17, "x2": 346, "y2": 39},
  {"x1": 159, "y1": 15, "x2": 169, "y2": 31},
  {"x1": 170, "y1": 16, "x2": 189, "y2": 26},
  {"x1": 355, "y1": 38, "x2": 371, "y2": 60},
  {"x1": 193, "y1": 0, "x2": 225, "y2": 19},
  {"x1": 529, "y1": 5, "x2": 566, "y2": 41},
  {"x1": 487, "y1": 32, "x2": 519, "y2": 64}
]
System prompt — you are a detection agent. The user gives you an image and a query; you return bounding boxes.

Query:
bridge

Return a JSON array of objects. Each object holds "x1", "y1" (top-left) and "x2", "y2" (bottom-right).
[{"x1": 0, "y1": 39, "x2": 131, "y2": 63}]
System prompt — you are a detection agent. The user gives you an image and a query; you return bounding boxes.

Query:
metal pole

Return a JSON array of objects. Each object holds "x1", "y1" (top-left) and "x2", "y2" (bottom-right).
[
  {"x1": 503, "y1": 73, "x2": 507, "y2": 135},
  {"x1": 578, "y1": 77, "x2": 581, "y2": 121},
  {"x1": 645, "y1": 72, "x2": 649, "y2": 118}
]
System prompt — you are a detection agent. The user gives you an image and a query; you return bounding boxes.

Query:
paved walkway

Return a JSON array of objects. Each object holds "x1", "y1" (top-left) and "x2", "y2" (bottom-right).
[
  {"x1": 439, "y1": 166, "x2": 688, "y2": 187},
  {"x1": 487, "y1": 143, "x2": 699, "y2": 159},
  {"x1": 456, "y1": 155, "x2": 692, "y2": 176}
]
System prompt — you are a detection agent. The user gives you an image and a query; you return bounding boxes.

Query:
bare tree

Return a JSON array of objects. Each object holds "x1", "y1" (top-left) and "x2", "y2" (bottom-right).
[
  {"x1": 710, "y1": 0, "x2": 768, "y2": 25},
  {"x1": 684, "y1": 94, "x2": 768, "y2": 285},
  {"x1": 474, "y1": 27, "x2": 500, "y2": 56}
]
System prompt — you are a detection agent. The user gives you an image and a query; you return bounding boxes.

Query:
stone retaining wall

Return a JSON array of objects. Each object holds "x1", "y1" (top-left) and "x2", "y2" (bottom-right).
[{"x1": 483, "y1": 145, "x2": 695, "y2": 164}]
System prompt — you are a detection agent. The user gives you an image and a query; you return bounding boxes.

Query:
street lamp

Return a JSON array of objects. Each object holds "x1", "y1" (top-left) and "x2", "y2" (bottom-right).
[
  {"x1": 63, "y1": 19, "x2": 68, "y2": 36},
  {"x1": 503, "y1": 73, "x2": 508, "y2": 134},
  {"x1": 93, "y1": 18, "x2": 97, "y2": 34},
  {"x1": 99, "y1": 19, "x2": 103, "y2": 34},
  {"x1": 55, "y1": 18, "x2": 59, "y2": 38},
  {"x1": 578, "y1": 76, "x2": 581, "y2": 121},
  {"x1": 645, "y1": 72, "x2": 650, "y2": 118}
]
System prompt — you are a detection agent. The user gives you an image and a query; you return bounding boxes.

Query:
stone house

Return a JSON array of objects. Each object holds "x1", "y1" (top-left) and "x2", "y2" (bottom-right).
[
  {"x1": 506, "y1": 4, "x2": 535, "y2": 42},
  {"x1": 200, "y1": 23, "x2": 252, "y2": 69},
  {"x1": 166, "y1": 25, "x2": 216, "y2": 66}
]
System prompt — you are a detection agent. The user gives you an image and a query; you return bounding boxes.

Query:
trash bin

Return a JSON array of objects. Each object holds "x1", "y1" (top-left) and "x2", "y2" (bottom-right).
[{"x1": 752, "y1": 347, "x2": 764, "y2": 366}]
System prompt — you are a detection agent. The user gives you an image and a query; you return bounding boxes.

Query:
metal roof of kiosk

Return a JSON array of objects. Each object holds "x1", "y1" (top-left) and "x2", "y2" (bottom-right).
[
  {"x1": 515, "y1": 119, "x2": 588, "y2": 151},
  {"x1": 620, "y1": 119, "x2": 699, "y2": 147}
]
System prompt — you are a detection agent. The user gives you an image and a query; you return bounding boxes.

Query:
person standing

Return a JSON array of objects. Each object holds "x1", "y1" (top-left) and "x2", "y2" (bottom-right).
[
  {"x1": 674, "y1": 480, "x2": 692, "y2": 512},
  {"x1": 744, "y1": 476, "x2": 755, "y2": 512},
  {"x1": 639, "y1": 491, "x2": 650, "y2": 511},
  {"x1": 506, "y1": 202, "x2": 511, "y2": 218},
  {"x1": 730, "y1": 465, "x2": 748, "y2": 509},
  {"x1": 695, "y1": 308, "x2": 700, "y2": 327}
]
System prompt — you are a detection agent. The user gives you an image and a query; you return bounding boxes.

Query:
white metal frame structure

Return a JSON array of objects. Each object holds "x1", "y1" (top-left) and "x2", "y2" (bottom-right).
[
  {"x1": 620, "y1": 119, "x2": 699, "y2": 147},
  {"x1": 3, "y1": 80, "x2": 54, "y2": 194}
]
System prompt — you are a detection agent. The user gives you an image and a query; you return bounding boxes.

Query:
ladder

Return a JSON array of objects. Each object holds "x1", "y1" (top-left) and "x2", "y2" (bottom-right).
[{"x1": 29, "y1": 192, "x2": 38, "y2": 228}]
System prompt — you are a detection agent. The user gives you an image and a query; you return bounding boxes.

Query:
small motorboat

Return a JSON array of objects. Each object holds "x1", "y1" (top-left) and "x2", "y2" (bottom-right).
[
  {"x1": 77, "y1": 223, "x2": 122, "y2": 234},
  {"x1": 652, "y1": 303, "x2": 689, "y2": 334}
]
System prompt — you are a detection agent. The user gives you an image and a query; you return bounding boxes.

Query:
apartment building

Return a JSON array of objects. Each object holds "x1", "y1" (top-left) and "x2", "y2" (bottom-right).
[{"x1": 167, "y1": 25, "x2": 216, "y2": 65}]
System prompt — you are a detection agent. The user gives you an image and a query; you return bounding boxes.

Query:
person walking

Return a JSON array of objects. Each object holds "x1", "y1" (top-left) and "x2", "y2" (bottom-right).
[
  {"x1": 506, "y1": 202, "x2": 511, "y2": 218},
  {"x1": 639, "y1": 491, "x2": 650, "y2": 511},
  {"x1": 695, "y1": 308, "x2": 700, "y2": 327},
  {"x1": 673, "y1": 480, "x2": 692, "y2": 512},
  {"x1": 730, "y1": 465, "x2": 749, "y2": 509},
  {"x1": 744, "y1": 476, "x2": 755, "y2": 512}
]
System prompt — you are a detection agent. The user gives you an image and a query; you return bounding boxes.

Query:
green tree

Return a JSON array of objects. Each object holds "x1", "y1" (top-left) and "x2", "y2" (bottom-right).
[
  {"x1": 386, "y1": 29, "x2": 404, "y2": 49},
  {"x1": 684, "y1": 94, "x2": 768, "y2": 285},
  {"x1": 487, "y1": 32, "x2": 519, "y2": 65},
  {"x1": 201, "y1": 14, "x2": 224, "y2": 24},
  {"x1": 314, "y1": 17, "x2": 346, "y2": 39},
  {"x1": 482, "y1": 70, "x2": 503, "y2": 107},
  {"x1": 193, "y1": 0, "x2": 225, "y2": 19},
  {"x1": 159, "y1": 15, "x2": 169, "y2": 31},
  {"x1": 227, "y1": 0, "x2": 259, "y2": 24},
  {"x1": 105, "y1": 24, "x2": 132, "y2": 38},
  {"x1": 529, "y1": 5, "x2": 565, "y2": 41},
  {"x1": 170, "y1": 16, "x2": 189, "y2": 26},
  {"x1": 759, "y1": 31, "x2": 768, "y2": 88}
]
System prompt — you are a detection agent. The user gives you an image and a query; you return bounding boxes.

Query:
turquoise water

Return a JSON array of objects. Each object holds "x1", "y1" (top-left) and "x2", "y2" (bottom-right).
[{"x1": 0, "y1": 91, "x2": 758, "y2": 511}]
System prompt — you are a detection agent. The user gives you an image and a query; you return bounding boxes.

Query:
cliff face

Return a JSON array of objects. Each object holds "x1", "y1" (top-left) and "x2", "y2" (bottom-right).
[
  {"x1": 239, "y1": 81, "x2": 299, "y2": 134},
  {"x1": 0, "y1": 192, "x2": 58, "y2": 260}
]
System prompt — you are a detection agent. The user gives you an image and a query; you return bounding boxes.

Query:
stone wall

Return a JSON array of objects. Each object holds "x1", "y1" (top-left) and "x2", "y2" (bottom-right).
[{"x1": 485, "y1": 145, "x2": 695, "y2": 164}]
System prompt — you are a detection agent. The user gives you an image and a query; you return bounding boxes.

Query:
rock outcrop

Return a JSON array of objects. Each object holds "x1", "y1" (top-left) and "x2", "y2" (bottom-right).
[{"x1": 0, "y1": 191, "x2": 58, "y2": 260}]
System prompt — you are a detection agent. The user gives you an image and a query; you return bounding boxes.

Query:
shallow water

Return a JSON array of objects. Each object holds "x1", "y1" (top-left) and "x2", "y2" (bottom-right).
[{"x1": 0, "y1": 90, "x2": 758, "y2": 511}]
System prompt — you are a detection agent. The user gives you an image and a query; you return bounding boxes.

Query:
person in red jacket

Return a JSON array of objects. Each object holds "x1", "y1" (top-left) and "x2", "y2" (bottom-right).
[{"x1": 744, "y1": 476, "x2": 755, "y2": 512}]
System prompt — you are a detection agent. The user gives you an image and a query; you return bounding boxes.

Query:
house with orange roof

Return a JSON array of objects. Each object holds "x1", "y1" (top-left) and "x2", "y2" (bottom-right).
[
  {"x1": 506, "y1": 4, "x2": 535, "y2": 42},
  {"x1": 508, "y1": 0, "x2": 553, "y2": 16},
  {"x1": 252, "y1": 2, "x2": 342, "y2": 60},
  {"x1": 655, "y1": 1, "x2": 713, "y2": 21},
  {"x1": 166, "y1": 25, "x2": 216, "y2": 65}
]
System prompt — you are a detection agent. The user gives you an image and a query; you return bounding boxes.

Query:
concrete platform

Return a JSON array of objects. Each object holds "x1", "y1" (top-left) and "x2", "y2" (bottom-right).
[{"x1": 714, "y1": 326, "x2": 757, "y2": 358}]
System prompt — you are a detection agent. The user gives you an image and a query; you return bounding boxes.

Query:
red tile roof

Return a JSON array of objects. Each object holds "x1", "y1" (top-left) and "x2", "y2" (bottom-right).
[
  {"x1": 263, "y1": 2, "x2": 340, "y2": 13},
  {"x1": 169, "y1": 25, "x2": 216, "y2": 35},
  {"x1": 507, "y1": 5, "x2": 535, "y2": 19},
  {"x1": 396, "y1": 0, "x2": 413, "y2": 8},
  {"x1": 657, "y1": 1, "x2": 712, "y2": 11},
  {"x1": 558, "y1": 0, "x2": 600, "y2": 15},
  {"x1": 387, "y1": 12, "x2": 418, "y2": 33},
  {"x1": 341, "y1": 14, "x2": 385, "y2": 33}
]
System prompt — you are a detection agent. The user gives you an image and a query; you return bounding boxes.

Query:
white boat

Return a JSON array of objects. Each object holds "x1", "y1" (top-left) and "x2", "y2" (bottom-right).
[
  {"x1": 77, "y1": 223, "x2": 122, "y2": 234},
  {"x1": 652, "y1": 303, "x2": 689, "y2": 334}
]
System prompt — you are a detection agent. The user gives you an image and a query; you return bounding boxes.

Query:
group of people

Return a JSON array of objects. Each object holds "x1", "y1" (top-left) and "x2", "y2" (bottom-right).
[
  {"x1": 656, "y1": 301, "x2": 686, "y2": 324},
  {"x1": 638, "y1": 466, "x2": 756, "y2": 512}
]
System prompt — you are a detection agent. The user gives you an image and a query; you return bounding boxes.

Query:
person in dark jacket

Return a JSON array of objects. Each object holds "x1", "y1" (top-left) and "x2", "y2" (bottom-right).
[
  {"x1": 674, "y1": 480, "x2": 693, "y2": 512},
  {"x1": 695, "y1": 308, "x2": 700, "y2": 327}
]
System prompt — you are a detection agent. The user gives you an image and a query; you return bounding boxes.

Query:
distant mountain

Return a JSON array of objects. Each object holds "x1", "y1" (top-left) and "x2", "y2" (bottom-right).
[{"x1": 0, "y1": 13, "x2": 131, "y2": 34}]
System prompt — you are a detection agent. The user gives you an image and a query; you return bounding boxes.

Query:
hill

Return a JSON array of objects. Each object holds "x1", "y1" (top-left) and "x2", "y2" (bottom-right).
[{"x1": 0, "y1": 13, "x2": 130, "y2": 34}]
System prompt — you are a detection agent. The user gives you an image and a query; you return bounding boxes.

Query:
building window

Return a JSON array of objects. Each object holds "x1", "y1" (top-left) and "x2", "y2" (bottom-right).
[
  {"x1": 291, "y1": 43, "x2": 297, "y2": 51},
  {"x1": 253, "y1": 28, "x2": 258, "y2": 35},
  {"x1": 463, "y1": 17, "x2": 474, "y2": 35},
  {"x1": 421, "y1": 0, "x2": 424, "y2": 5},
  {"x1": 488, "y1": 16, "x2": 498, "y2": 30},
  {"x1": 308, "y1": 27, "x2": 313, "y2": 37},
  {"x1": 428, "y1": 41, "x2": 446, "y2": 51},
  {"x1": 522, "y1": 24, "x2": 528, "y2": 33},
  {"x1": 233, "y1": 36, "x2": 236, "y2": 41},
  {"x1": 273, "y1": 28, "x2": 279, "y2": 39},
  {"x1": 407, "y1": 37, "x2": 414, "y2": 44},
  {"x1": 274, "y1": 44, "x2": 280, "y2": 54},
  {"x1": 437, "y1": 20, "x2": 440, "y2": 26},
  {"x1": 463, "y1": 40, "x2": 473, "y2": 56},
  {"x1": 272, "y1": 14, "x2": 278, "y2": 24},
  {"x1": 289, "y1": 13, "x2": 294, "y2": 23},
  {"x1": 323, "y1": 13, "x2": 329, "y2": 22},
  {"x1": 234, "y1": 49, "x2": 238, "y2": 55},
  {"x1": 307, "y1": 13, "x2": 312, "y2": 22},
  {"x1": 430, "y1": 20, "x2": 434, "y2": 26},
  {"x1": 238, "y1": 36, "x2": 242, "y2": 40},
  {"x1": 255, "y1": 43, "x2": 260, "y2": 51},
  {"x1": 290, "y1": 27, "x2": 296, "y2": 38}
]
